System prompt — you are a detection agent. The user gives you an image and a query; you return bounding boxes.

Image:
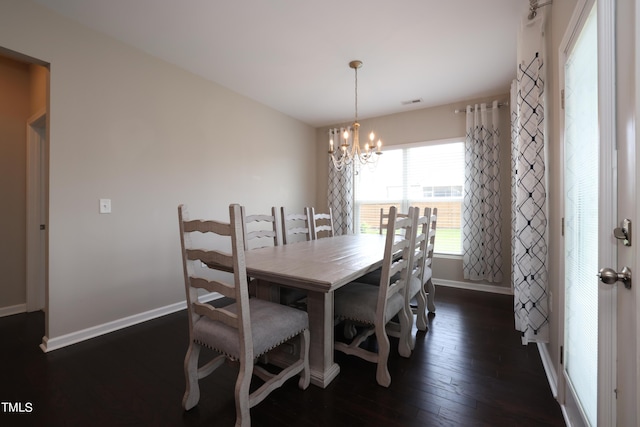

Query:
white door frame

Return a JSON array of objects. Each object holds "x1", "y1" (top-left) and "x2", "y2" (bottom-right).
[
  {"x1": 595, "y1": 0, "x2": 617, "y2": 424},
  {"x1": 614, "y1": 0, "x2": 639, "y2": 423},
  {"x1": 635, "y1": 0, "x2": 640, "y2": 417},
  {"x1": 26, "y1": 109, "x2": 47, "y2": 313}
]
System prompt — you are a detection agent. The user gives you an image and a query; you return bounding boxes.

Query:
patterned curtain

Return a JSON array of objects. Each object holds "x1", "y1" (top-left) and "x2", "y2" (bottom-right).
[
  {"x1": 511, "y1": 14, "x2": 549, "y2": 345},
  {"x1": 327, "y1": 128, "x2": 354, "y2": 235},
  {"x1": 462, "y1": 101, "x2": 503, "y2": 282}
]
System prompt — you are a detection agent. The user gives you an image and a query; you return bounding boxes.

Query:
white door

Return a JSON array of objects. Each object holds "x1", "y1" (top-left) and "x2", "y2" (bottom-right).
[{"x1": 561, "y1": 0, "x2": 638, "y2": 425}]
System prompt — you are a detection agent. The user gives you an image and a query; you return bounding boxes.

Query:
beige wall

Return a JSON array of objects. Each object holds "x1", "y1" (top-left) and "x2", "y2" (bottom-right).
[
  {"x1": 0, "y1": 0, "x2": 316, "y2": 340},
  {"x1": 316, "y1": 95, "x2": 513, "y2": 290},
  {"x1": 0, "y1": 55, "x2": 30, "y2": 308}
]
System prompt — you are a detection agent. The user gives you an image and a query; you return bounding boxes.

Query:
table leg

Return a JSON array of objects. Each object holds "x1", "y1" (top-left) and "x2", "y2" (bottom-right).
[
  {"x1": 306, "y1": 290, "x2": 340, "y2": 388},
  {"x1": 255, "y1": 279, "x2": 280, "y2": 302}
]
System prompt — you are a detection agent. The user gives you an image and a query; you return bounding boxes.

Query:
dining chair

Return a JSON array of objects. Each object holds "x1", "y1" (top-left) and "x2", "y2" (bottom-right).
[
  {"x1": 281, "y1": 207, "x2": 313, "y2": 244},
  {"x1": 361, "y1": 208, "x2": 430, "y2": 348},
  {"x1": 382, "y1": 207, "x2": 438, "y2": 335},
  {"x1": 407, "y1": 208, "x2": 431, "y2": 339},
  {"x1": 378, "y1": 207, "x2": 389, "y2": 234},
  {"x1": 240, "y1": 206, "x2": 282, "y2": 297},
  {"x1": 357, "y1": 207, "x2": 410, "y2": 286},
  {"x1": 240, "y1": 206, "x2": 282, "y2": 249},
  {"x1": 178, "y1": 204, "x2": 310, "y2": 427},
  {"x1": 423, "y1": 207, "x2": 438, "y2": 314},
  {"x1": 310, "y1": 207, "x2": 334, "y2": 239},
  {"x1": 278, "y1": 207, "x2": 313, "y2": 305},
  {"x1": 333, "y1": 206, "x2": 418, "y2": 387}
]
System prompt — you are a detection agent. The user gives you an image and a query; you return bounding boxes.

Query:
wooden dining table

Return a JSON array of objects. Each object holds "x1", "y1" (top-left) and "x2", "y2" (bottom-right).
[{"x1": 243, "y1": 233, "x2": 389, "y2": 388}]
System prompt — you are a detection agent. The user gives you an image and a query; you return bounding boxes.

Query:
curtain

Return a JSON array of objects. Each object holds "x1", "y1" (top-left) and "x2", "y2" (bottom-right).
[
  {"x1": 511, "y1": 13, "x2": 549, "y2": 345},
  {"x1": 327, "y1": 128, "x2": 354, "y2": 235},
  {"x1": 462, "y1": 101, "x2": 503, "y2": 282}
]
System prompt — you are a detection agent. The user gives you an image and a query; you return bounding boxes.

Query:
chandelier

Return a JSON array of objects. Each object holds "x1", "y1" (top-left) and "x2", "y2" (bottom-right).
[{"x1": 328, "y1": 60, "x2": 382, "y2": 171}]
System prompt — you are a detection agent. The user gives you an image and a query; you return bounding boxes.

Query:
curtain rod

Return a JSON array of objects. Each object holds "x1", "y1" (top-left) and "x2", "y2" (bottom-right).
[{"x1": 454, "y1": 102, "x2": 508, "y2": 114}]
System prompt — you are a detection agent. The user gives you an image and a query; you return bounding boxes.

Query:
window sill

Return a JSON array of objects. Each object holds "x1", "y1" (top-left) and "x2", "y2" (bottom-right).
[{"x1": 434, "y1": 253, "x2": 462, "y2": 260}]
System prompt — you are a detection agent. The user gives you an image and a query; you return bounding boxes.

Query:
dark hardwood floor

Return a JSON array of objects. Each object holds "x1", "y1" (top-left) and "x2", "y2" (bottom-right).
[{"x1": 1, "y1": 286, "x2": 564, "y2": 426}]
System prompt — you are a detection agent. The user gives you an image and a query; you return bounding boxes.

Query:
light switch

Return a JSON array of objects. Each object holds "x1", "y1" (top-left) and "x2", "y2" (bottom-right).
[{"x1": 99, "y1": 198, "x2": 112, "y2": 214}]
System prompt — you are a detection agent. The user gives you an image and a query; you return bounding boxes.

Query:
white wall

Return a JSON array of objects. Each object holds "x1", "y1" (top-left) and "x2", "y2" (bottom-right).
[{"x1": 0, "y1": 0, "x2": 316, "y2": 344}]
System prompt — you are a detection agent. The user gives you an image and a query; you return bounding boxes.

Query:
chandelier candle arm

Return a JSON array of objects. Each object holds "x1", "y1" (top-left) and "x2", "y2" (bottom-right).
[{"x1": 328, "y1": 60, "x2": 382, "y2": 171}]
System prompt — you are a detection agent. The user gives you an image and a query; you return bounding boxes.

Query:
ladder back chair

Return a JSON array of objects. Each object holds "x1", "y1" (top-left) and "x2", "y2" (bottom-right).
[
  {"x1": 280, "y1": 207, "x2": 313, "y2": 244},
  {"x1": 378, "y1": 207, "x2": 389, "y2": 234},
  {"x1": 310, "y1": 207, "x2": 334, "y2": 239},
  {"x1": 240, "y1": 206, "x2": 282, "y2": 250},
  {"x1": 424, "y1": 207, "x2": 438, "y2": 314},
  {"x1": 333, "y1": 206, "x2": 418, "y2": 387},
  {"x1": 277, "y1": 207, "x2": 314, "y2": 305},
  {"x1": 378, "y1": 207, "x2": 410, "y2": 234},
  {"x1": 357, "y1": 207, "x2": 410, "y2": 286},
  {"x1": 368, "y1": 208, "x2": 429, "y2": 348},
  {"x1": 240, "y1": 206, "x2": 281, "y2": 297},
  {"x1": 178, "y1": 204, "x2": 310, "y2": 427},
  {"x1": 406, "y1": 208, "x2": 431, "y2": 340}
]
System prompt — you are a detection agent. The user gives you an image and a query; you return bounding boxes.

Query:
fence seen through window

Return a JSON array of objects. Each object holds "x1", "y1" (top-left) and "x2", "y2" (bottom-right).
[{"x1": 355, "y1": 140, "x2": 464, "y2": 255}]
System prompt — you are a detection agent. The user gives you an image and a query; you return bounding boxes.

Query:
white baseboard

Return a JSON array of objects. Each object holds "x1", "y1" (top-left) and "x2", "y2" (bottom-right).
[
  {"x1": 537, "y1": 342, "x2": 558, "y2": 398},
  {"x1": 434, "y1": 278, "x2": 514, "y2": 295},
  {"x1": 539, "y1": 344, "x2": 573, "y2": 427},
  {"x1": 0, "y1": 303, "x2": 27, "y2": 318},
  {"x1": 40, "y1": 292, "x2": 222, "y2": 353},
  {"x1": 38, "y1": 279, "x2": 510, "y2": 353}
]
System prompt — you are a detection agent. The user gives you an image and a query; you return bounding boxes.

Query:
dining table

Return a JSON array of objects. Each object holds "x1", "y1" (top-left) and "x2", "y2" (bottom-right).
[{"x1": 243, "y1": 233, "x2": 389, "y2": 388}]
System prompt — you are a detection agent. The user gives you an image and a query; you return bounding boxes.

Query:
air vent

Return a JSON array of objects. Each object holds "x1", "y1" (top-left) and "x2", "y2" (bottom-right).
[{"x1": 401, "y1": 98, "x2": 423, "y2": 106}]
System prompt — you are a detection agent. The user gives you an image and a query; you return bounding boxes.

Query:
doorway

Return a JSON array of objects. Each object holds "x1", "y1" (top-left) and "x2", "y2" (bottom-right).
[{"x1": 0, "y1": 48, "x2": 49, "y2": 341}]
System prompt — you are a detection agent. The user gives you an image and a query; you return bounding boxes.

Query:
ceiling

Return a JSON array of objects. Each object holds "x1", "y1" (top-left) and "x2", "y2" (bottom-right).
[{"x1": 34, "y1": 0, "x2": 529, "y2": 127}]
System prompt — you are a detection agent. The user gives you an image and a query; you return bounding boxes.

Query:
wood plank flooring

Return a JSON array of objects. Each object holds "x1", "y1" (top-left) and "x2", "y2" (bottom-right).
[{"x1": 0, "y1": 286, "x2": 565, "y2": 426}]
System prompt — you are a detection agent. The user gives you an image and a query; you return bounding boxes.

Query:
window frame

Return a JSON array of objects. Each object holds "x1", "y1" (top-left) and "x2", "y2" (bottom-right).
[{"x1": 354, "y1": 136, "x2": 465, "y2": 255}]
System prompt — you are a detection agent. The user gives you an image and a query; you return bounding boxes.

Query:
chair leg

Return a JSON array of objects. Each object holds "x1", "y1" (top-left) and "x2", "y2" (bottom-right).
[
  {"x1": 426, "y1": 278, "x2": 436, "y2": 313},
  {"x1": 415, "y1": 287, "x2": 429, "y2": 332},
  {"x1": 397, "y1": 304, "x2": 412, "y2": 358},
  {"x1": 343, "y1": 321, "x2": 357, "y2": 339},
  {"x1": 234, "y1": 358, "x2": 254, "y2": 427},
  {"x1": 374, "y1": 323, "x2": 391, "y2": 387},
  {"x1": 298, "y1": 329, "x2": 311, "y2": 390},
  {"x1": 182, "y1": 342, "x2": 201, "y2": 411}
]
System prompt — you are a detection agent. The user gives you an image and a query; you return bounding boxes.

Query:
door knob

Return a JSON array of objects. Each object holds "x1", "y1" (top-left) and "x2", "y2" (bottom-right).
[{"x1": 598, "y1": 266, "x2": 632, "y2": 289}]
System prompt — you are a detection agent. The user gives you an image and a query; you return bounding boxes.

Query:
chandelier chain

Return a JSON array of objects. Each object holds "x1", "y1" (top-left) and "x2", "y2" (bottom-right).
[{"x1": 354, "y1": 65, "x2": 358, "y2": 123}]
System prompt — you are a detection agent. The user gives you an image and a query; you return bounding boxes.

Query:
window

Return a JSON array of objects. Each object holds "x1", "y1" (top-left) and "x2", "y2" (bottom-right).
[{"x1": 355, "y1": 138, "x2": 464, "y2": 255}]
